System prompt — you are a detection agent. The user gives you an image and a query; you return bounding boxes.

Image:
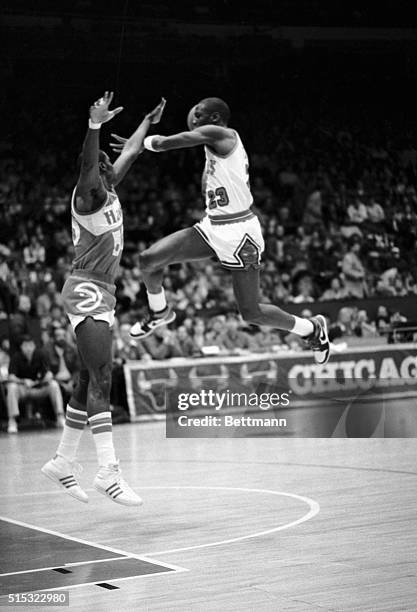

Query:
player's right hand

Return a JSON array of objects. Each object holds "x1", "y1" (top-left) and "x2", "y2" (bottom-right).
[
  {"x1": 109, "y1": 134, "x2": 127, "y2": 153},
  {"x1": 146, "y1": 97, "x2": 166, "y2": 124},
  {"x1": 89, "y1": 91, "x2": 123, "y2": 124}
]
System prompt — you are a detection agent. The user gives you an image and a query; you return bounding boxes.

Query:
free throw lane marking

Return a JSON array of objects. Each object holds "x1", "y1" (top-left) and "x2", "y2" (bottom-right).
[{"x1": 0, "y1": 515, "x2": 187, "y2": 573}]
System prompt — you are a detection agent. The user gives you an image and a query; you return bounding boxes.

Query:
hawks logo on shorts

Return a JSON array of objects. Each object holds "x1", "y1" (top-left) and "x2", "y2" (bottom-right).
[
  {"x1": 73, "y1": 282, "x2": 104, "y2": 313},
  {"x1": 61, "y1": 276, "x2": 117, "y2": 330}
]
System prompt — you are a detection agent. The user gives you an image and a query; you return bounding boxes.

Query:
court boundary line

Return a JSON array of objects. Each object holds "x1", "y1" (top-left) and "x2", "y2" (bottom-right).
[
  {"x1": 0, "y1": 556, "x2": 135, "y2": 578},
  {"x1": 0, "y1": 570, "x2": 184, "y2": 598},
  {"x1": 0, "y1": 515, "x2": 187, "y2": 574},
  {"x1": 138, "y1": 486, "x2": 320, "y2": 556}
]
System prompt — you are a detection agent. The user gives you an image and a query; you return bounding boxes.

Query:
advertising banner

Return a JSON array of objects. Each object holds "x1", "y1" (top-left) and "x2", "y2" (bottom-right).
[{"x1": 124, "y1": 344, "x2": 417, "y2": 437}]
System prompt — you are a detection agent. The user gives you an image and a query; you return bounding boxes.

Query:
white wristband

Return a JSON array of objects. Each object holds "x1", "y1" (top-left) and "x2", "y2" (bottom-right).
[
  {"x1": 144, "y1": 135, "x2": 160, "y2": 152},
  {"x1": 88, "y1": 119, "x2": 102, "y2": 130}
]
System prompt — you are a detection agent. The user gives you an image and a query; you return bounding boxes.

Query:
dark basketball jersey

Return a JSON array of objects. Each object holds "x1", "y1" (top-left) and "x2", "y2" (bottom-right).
[{"x1": 70, "y1": 187, "x2": 123, "y2": 283}]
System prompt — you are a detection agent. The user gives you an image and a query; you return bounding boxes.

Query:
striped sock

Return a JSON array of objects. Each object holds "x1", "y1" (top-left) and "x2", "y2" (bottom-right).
[
  {"x1": 89, "y1": 411, "x2": 117, "y2": 467},
  {"x1": 56, "y1": 402, "x2": 88, "y2": 462}
]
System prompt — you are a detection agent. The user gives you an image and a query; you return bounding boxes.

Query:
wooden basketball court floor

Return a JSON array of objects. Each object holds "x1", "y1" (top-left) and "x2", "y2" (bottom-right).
[{"x1": 1, "y1": 406, "x2": 417, "y2": 611}]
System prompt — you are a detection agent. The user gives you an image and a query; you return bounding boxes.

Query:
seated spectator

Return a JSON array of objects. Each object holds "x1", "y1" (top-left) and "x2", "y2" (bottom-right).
[
  {"x1": 341, "y1": 238, "x2": 367, "y2": 298},
  {"x1": 36, "y1": 280, "x2": 64, "y2": 318},
  {"x1": 388, "y1": 311, "x2": 411, "y2": 344},
  {"x1": 303, "y1": 188, "x2": 323, "y2": 227},
  {"x1": 254, "y1": 325, "x2": 283, "y2": 351},
  {"x1": 6, "y1": 334, "x2": 64, "y2": 433},
  {"x1": 142, "y1": 327, "x2": 182, "y2": 360},
  {"x1": 113, "y1": 323, "x2": 150, "y2": 362},
  {"x1": 205, "y1": 315, "x2": 227, "y2": 350},
  {"x1": 191, "y1": 318, "x2": 208, "y2": 353},
  {"x1": 23, "y1": 235, "x2": 45, "y2": 266},
  {"x1": 320, "y1": 276, "x2": 347, "y2": 301},
  {"x1": 219, "y1": 315, "x2": 256, "y2": 354},
  {"x1": 352, "y1": 309, "x2": 377, "y2": 337},
  {"x1": 366, "y1": 196, "x2": 385, "y2": 224},
  {"x1": 347, "y1": 196, "x2": 368, "y2": 225},
  {"x1": 290, "y1": 272, "x2": 315, "y2": 303},
  {"x1": 9, "y1": 294, "x2": 42, "y2": 354},
  {"x1": 44, "y1": 326, "x2": 80, "y2": 400},
  {"x1": 375, "y1": 305, "x2": 391, "y2": 335},
  {"x1": 176, "y1": 326, "x2": 199, "y2": 357},
  {"x1": 328, "y1": 307, "x2": 356, "y2": 341}
]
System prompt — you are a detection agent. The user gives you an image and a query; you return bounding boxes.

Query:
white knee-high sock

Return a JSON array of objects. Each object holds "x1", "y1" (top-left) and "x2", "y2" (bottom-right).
[{"x1": 56, "y1": 403, "x2": 88, "y2": 462}]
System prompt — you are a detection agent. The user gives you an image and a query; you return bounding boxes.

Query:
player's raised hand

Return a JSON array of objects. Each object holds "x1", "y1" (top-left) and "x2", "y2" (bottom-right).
[
  {"x1": 109, "y1": 134, "x2": 128, "y2": 153},
  {"x1": 146, "y1": 97, "x2": 166, "y2": 124},
  {"x1": 89, "y1": 91, "x2": 123, "y2": 125}
]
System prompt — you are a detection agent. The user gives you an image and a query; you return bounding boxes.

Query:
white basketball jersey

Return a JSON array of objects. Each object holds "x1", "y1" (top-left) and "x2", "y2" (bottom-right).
[{"x1": 203, "y1": 131, "x2": 253, "y2": 217}]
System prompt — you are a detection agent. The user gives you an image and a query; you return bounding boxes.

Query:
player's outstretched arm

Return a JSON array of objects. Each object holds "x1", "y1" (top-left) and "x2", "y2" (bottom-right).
[
  {"x1": 144, "y1": 124, "x2": 230, "y2": 152},
  {"x1": 112, "y1": 98, "x2": 166, "y2": 186},
  {"x1": 76, "y1": 91, "x2": 123, "y2": 212}
]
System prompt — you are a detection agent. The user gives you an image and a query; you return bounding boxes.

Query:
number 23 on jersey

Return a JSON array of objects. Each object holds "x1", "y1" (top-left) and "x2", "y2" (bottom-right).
[{"x1": 208, "y1": 186, "x2": 230, "y2": 209}]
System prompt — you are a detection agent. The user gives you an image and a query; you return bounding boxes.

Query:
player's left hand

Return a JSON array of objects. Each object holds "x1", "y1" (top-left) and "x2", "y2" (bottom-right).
[
  {"x1": 90, "y1": 91, "x2": 124, "y2": 124},
  {"x1": 109, "y1": 134, "x2": 127, "y2": 153},
  {"x1": 145, "y1": 97, "x2": 166, "y2": 124}
]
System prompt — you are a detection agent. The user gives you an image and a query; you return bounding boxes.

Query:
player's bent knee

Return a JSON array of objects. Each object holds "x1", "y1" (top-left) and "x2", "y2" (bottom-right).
[{"x1": 239, "y1": 308, "x2": 262, "y2": 325}]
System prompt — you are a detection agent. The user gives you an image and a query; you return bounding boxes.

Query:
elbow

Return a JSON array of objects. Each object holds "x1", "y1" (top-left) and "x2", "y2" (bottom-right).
[{"x1": 152, "y1": 136, "x2": 166, "y2": 151}]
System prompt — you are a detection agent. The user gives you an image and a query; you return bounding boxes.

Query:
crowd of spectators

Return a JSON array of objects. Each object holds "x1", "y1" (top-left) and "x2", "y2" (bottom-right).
[
  {"x1": 2, "y1": 88, "x2": 417, "y2": 430},
  {"x1": 2, "y1": 92, "x2": 417, "y2": 325}
]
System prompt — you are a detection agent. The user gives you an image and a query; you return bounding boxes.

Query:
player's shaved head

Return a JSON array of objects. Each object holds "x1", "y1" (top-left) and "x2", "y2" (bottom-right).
[{"x1": 199, "y1": 97, "x2": 231, "y2": 125}]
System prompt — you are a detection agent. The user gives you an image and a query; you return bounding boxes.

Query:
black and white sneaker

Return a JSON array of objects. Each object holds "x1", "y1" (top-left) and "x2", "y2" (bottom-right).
[
  {"x1": 305, "y1": 315, "x2": 331, "y2": 365},
  {"x1": 129, "y1": 307, "x2": 176, "y2": 339}
]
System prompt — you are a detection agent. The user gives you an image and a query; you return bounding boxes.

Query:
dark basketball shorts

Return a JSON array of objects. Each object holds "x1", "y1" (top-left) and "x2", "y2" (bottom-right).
[{"x1": 61, "y1": 275, "x2": 116, "y2": 331}]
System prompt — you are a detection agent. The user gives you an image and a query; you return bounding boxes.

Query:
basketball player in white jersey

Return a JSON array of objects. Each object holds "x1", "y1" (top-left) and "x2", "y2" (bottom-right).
[{"x1": 111, "y1": 98, "x2": 330, "y2": 363}]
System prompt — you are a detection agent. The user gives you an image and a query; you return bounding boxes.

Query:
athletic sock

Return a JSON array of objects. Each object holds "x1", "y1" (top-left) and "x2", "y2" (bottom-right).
[
  {"x1": 147, "y1": 288, "x2": 167, "y2": 314},
  {"x1": 56, "y1": 403, "x2": 88, "y2": 462},
  {"x1": 89, "y1": 411, "x2": 117, "y2": 467},
  {"x1": 290, "y1": 316, "x2": 315, "y2": 338}
]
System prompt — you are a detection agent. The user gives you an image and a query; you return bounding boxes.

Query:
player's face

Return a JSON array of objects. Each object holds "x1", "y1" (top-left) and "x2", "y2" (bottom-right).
[{"x1": 187, "y1": 103, "x2": 211, "y2": 130}]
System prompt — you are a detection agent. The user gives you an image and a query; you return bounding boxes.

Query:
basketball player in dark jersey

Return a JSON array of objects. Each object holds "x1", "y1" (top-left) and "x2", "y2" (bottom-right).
[{"x1": 42, "y1": 92, "x2": 165, "y2": 505}]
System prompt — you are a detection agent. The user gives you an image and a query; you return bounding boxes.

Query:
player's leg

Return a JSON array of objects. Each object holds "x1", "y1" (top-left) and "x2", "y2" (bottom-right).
[
  {"x1": 76, "y1": 317, "x2": 141, "y2": 506},
  {"x1": 140, "y1": 227, "x2": 213, "y2": 292},
  {"x1": 55, "y1": 360, "x2": 89, "y2": 461},
  {"x1": 41, "y1": 359, "x2": 90, "y2": 503},
  {"x1": 131, "y1": 227, "x2": 212, "y2": 339},
  {"x1": 231, "y1": 267, "x2": 330, "y2": 364}
]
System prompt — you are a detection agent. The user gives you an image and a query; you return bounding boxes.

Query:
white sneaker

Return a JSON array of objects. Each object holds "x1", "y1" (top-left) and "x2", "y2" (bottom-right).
[
  {"x1": 41, "y1": 456, "x2": 88, "y2": 503},
  {"x1": 93, "y1": 462, "x2": 143, "y2": 507},
  {"x1": 7, "y1": 419, "x2": 18, "y2": 434}
]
